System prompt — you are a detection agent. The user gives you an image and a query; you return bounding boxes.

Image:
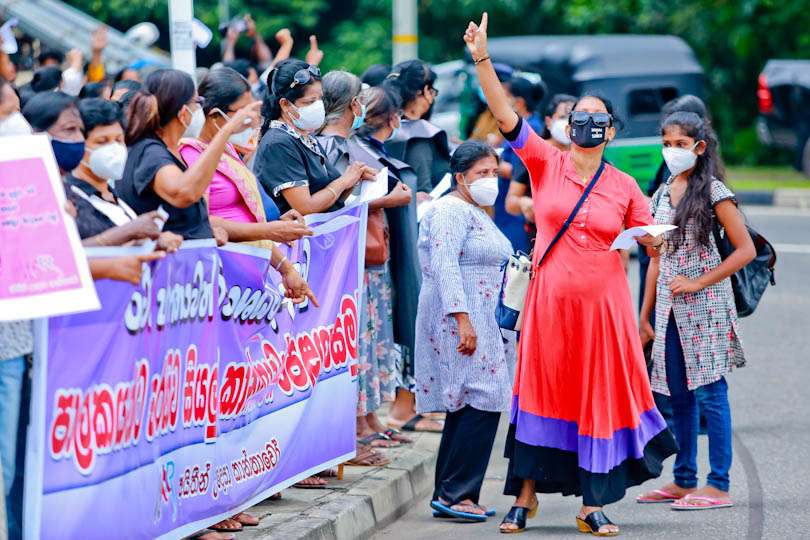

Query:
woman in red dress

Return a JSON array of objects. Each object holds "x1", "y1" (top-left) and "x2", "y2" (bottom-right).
[{"x1": 464, "y1": 14, "x2": 678, "y2": 537}]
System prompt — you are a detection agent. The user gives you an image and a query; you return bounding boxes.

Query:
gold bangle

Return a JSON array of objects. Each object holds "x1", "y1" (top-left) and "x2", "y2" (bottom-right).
[
  {"x1": 96, "y1": 232, "x2": 107, "y2": 247},
  {"x1": 326, "y1": 185, "x2": 340, "y2": 200},
  {"x1": 474, "y1": 55, "x2": 491, "y2": 65}
]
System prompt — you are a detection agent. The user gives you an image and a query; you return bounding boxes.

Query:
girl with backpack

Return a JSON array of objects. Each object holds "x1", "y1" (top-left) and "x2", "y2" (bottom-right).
[{"x1": 638, "y1": 111, "x2": 756, "y2": 510}]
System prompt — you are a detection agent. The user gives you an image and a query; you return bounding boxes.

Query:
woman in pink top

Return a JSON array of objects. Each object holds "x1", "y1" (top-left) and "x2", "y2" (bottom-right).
[
  {"x1": 179, "y1": 67, "x2": 313, "y2": 251},
  {"x1": 178, "y1": 67, "x2": 320, "y2": 533}
]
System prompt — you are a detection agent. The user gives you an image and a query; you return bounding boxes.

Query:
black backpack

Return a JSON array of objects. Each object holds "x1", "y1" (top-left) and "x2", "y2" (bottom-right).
[{"x1": 712, "y1": 216, "x2": 776, "y2": 317}]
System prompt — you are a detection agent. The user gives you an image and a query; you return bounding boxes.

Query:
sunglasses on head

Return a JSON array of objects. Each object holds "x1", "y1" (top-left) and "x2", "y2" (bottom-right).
[
  {"x1": 569, "y1": 111, "x2": 613, "y2": 128},
  {"x1": 289, "y1": 65, "x2": 322, "y2": 89}
]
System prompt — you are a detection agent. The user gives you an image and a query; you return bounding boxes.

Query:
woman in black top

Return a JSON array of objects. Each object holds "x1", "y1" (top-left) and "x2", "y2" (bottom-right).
[
  {"x1": 118, "y1": 69, "x2": 261, "y2": 241},
  {"x1": 66, "y1": 98, "x2": 182, "y2": 251},
  {"x1": 254, "y1": 59, "x2": 375, "y2": 216},
  {"x1": 383, "y1": 59, "x2": 451, "y2": 201}
]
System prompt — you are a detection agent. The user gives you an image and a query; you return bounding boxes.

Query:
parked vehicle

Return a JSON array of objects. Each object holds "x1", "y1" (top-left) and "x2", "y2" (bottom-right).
[
  {"x1": 756, "y1": 60, "x2": 810, "y2": 177},
  {"x1": 433, "y1": 35, "x2": 705, "y2": 187}
]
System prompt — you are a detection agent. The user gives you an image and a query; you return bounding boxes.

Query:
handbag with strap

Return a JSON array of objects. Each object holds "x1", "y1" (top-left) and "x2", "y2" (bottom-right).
[
  {"x1": 712, "y1": 214, "x2": 776, "y2": 317},
  {"x1": 496, "y1": 160, "x2": 606, "y2": 330}
]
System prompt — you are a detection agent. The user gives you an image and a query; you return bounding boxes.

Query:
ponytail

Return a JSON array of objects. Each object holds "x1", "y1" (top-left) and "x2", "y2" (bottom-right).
[
  {"x1": 124, "y1": 69, "x2": 195, "y2": 145},
  {"x1": 125, "y1": 90, "x2": 160, "y2": 145}
]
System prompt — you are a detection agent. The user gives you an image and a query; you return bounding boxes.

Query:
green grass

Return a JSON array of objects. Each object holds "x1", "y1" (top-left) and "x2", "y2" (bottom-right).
[{"x1": 726, "y1": 166, "x2": 810, "y2": 191}]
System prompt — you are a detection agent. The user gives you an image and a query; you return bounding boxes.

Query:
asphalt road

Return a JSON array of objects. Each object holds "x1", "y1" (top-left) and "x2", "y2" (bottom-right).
[{"x1": 374, "y1": 205, "x2": 810, "y2": 540}]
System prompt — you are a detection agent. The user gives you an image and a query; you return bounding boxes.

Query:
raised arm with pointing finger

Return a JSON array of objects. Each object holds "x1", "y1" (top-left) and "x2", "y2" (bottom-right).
[{"x1": 463, "y1": 13, "x2": 519, "y2": 134}]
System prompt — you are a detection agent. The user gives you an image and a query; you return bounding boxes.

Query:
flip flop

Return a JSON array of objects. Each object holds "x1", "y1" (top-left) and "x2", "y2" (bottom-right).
[
  {"x1": 433, "y1": 505, "x2": 496, "y2": 518},
  {"x1": 636, "y1": 488, "x2": 682, "y2": 503},
  {"x1": 208, "y1": 518, "x2": 243, "y2": 532},
  {"x1": 429, "y1": 500, "x2": 487, "y2": 522},
  {"x1": 671, "y1": 494, "x2": 734, "y2": 511},
  {"x1": 390, "y1": 414, "x2": 443, "y2": 433},
  {"x1": 231, "y1": 512, "x2": 260, "y2": 526},
  {"x1": 346, "y1": 446, "x2": 391, "y2": 467},
  {"x1": 383, "y1": 428, "x2": 413, "y2": 444},
  {"x1": 293, "y1": 476, "x2": 329, "y2": 489},
  {"x1": 358, "y1": 432, "x2": 401, "y2": 448}
]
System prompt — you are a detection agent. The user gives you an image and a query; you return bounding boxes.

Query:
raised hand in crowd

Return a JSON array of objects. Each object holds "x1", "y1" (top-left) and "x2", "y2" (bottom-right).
[
  {"x1": 305, "y1": 35, "x2": 324, "y2": 67},
  {"x1": 87, "y1": 26, "x2": 108, "y2": 82},
  {"x1": 272, "y1": 28, "x2": 294, "y2": 68},
  {"x1": 463, "y1": 12, "x2": 519, "y2": 133},
  {"x1": 222, "y1": 24, "x2": 242, "y2": 63}
]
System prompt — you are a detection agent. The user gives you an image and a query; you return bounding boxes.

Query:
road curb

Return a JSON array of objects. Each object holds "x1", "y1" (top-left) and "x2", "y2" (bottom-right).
[
  {"x1": 239, "y1": 430, "x2": 441, "y2": 540},
  {"x1": 738, "y1": 189, "x2": 810, "y2": 208}
]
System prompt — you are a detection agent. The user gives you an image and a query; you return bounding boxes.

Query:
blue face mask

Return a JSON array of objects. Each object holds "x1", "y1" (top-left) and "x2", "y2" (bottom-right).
[
  {"x1": 51, "y1": 138, "x2": 85, "y2": 172},
  {"x1": 351, "y1": 102, "x2": 367, "y2": 131},
  {"x1": 388, "y1": 126, "x2": 399, "y2": 141}
]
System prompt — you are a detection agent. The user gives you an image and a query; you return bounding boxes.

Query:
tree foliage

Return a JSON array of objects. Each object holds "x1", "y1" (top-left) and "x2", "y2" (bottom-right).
[{"x1": 63, "y1": 0, "x2": 810, "y2": 164}]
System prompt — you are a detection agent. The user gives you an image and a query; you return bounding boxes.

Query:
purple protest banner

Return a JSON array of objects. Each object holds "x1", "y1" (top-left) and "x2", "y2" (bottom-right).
[{"x1": 24, "y1": 205, "x2": 367, "y2": 540}]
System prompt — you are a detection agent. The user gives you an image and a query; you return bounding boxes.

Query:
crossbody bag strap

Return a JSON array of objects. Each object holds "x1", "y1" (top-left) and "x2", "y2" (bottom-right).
[{"x1": 535, "y1": 160, "x2": 606, "y2": 268}]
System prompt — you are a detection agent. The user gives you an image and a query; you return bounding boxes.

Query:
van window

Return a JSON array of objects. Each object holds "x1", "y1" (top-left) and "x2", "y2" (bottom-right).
[{"x1": 628, "y1": 87, "x2": 679, "y2": 117}]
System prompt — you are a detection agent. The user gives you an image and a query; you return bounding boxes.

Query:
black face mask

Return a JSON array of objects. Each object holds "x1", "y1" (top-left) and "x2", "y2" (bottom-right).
[{"x1": 569, "y1": 117, "x2": 608, "y2": 148}]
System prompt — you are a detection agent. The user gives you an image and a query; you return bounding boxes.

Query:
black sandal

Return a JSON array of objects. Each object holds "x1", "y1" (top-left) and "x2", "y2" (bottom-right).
[
  {"x1": 576, "y1": 510, "x2": 619, "y2": 537},
  {"x1": 499, "y1": 503, "x2": 538, "y2": 534}
]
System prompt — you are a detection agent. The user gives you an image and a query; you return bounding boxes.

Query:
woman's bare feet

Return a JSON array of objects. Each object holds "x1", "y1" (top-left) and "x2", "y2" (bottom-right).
[
  {"x1": 499, "y1": 480, "x2": 537, "y2": 532},
  {"x1": 443, "y1": 498, "x2": 486, "y2": 516},
  {"x1": 579, "y1": 506, "x2": 618, "y2": 535},
  {"x1": 637, "y1": 481, "x2": 695, "y2": 502}
]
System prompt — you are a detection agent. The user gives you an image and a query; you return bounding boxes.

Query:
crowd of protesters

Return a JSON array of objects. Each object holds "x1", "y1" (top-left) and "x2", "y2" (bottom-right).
[{"x1": 0, "y1": 8, "x2": 758, "y2": 539}]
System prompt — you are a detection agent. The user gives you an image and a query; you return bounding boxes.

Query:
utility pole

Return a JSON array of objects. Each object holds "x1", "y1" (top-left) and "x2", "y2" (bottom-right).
[
  {"x1": 392, "y1": 0, "x2": 418, "y2": 65},
  {"x1": 169, "y1": 0, "x2": 197, "y2": 81}
]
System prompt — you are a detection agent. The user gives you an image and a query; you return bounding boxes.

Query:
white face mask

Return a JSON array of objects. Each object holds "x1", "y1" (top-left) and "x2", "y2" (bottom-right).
[
  {"x1": 0, "y1": 112, "x2": 33, "y2": 136},
  {"x1": 465, "y1": 176, "x2": 499, "y2": 207},
  {"x1": 87, "y1": 143, "x2": 128, "y2": 184},
  {"x1": 662, "y1": 143, "x2": 699, "y2": 176},
  {"x1": 216, "y1": 109, "x2": 255, "y2": 148},
  {"x1": 549, "y1": 118, "x2": 571, "y2": 145},
  {"x1": 181, "y1": 105, "x2": 205, "y2": 139},
  {"x1": 291, "y1": 99, "x2": 325, "y2": 132}
]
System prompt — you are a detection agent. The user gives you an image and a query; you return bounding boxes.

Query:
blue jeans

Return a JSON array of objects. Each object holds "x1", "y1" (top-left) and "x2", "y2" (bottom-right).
[
  {"x1": 0, "y1": 357, "x2": 24, "y2": 498},
  {"x1": 665, "y1": 313, "x2": 732, "y2": 492}
]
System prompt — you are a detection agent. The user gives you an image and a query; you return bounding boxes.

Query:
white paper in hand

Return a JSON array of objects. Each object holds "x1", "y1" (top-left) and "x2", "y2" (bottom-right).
[
  {"x1": 346, "y1": 167, "x2": 389, "y2": 205},
  {"x1": 610, "y1": 224, "x2": 677, "y2": 251}
]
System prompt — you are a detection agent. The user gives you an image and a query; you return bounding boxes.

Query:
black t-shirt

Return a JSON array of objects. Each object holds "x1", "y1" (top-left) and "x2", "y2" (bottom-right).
[
  {"x1": 254, "y1": 122, "x2": 342, "y2": 215},
  {"x1": 65, "y1": 174, "x2": 137, "y2": 239},
  {"x1": 118, "y1": 137, "x2": 213, "y2": 239}
]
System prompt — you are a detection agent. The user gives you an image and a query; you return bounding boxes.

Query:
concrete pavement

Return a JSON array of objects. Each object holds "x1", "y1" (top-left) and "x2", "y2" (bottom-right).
[{"x1": 372, "y1": 205, "x2": 810, "y2": 540}]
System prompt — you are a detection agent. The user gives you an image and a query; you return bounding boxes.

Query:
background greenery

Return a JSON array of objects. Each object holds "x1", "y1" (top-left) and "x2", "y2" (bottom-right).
[{"x1": 64, "y1": 0, "x2": 810, "y2": 167}]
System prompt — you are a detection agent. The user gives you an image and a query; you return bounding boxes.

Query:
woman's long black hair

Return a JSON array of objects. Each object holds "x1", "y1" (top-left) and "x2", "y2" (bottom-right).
[
  {"x1": 661, "y1": 111, "x2": 725, "y2": 250},
  {"x1": 261, "y1": 58, "x2": 319, "y2": 135}
]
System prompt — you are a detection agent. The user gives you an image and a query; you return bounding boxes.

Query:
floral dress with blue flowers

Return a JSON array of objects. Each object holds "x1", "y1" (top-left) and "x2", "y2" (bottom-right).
[{"x1": 414, "y1": 196, "x2": 514, "y2": 413}]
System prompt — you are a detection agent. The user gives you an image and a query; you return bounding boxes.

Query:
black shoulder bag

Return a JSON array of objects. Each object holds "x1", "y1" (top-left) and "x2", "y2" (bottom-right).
[{"x1": 712, "y1": 209, "x2": 777, "y2": 317}]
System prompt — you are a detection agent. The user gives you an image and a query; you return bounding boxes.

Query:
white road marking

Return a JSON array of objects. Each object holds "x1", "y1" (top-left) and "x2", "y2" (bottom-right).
[
  {"x1": 774, "y1": 243, "x2": 810, "y2": 254},
  {"x1": 744, "y1": 206, "x2": 810, "y2": 217}
]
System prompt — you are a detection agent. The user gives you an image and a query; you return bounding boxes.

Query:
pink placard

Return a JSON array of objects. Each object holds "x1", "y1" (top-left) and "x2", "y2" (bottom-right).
[{"x1": 0, "y1": 158, "x2": 82, "y2": 299}]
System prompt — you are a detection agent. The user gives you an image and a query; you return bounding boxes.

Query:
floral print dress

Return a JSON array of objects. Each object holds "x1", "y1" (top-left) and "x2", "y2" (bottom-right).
[
  {"x1": 356, "y1": 264, "x2": 401, "y2": 416},
  {"x1": 649, "y1": 178, "x2": 746, "y2": 395},
  {"x1": 414, "y1": 196, "x2": 514, "y2": 413}
]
